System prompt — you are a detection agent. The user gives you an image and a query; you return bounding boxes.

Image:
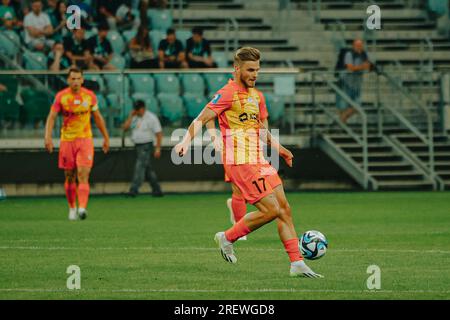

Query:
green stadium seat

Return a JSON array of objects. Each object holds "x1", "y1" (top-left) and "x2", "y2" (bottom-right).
[
  {"x1": 204, "y1": 73, "x2": 230, "y2": 95},
  {"x1": 104, "y1": 74, "x2": 130, "y2": 94},
  {"x1": 148, "y1": 9, "x2": 173, "y2": 31},
  {"x1": 0, "y1": 92, "x2": 20, "y2": 121},
  {"x1": 181, "y1": 73, "x2": 205, "y2": 95},
  {"x1": 129, "y1": 74, "x2": 155, "y2": 94},
  {"x1": 132, "y1": 93, "x2": 159, "y2": 114},
  {"x1": 21, "y1": 88, "x2": 51, "y2": 123},
  {"x1": 149, "y1": 30, "x2": 165, "y2": 52},
  {"x1": 176, "y1": 29, "x2": 191, "y2": 47},
  {"x1": 157, "y1": 92, "x2": 184, "y2": 123},
  {"x1": 83, "y1": 74, "x2": 105, "y2": 92},
  {"x1": 183, "y1": 93, "x2": 208, "y2": 119},
  {"x1": 107, "y1": 93, "x2": 133, "y2": 122},
  {"x1": 110, "y1": 55, "x2": 126, "y2": 69},
  {"x1": 23, "y1": 51, "x2": 47, "y2": 70},
  {"x1": 106, "y1": 30, "x2": 125, "y2": 54},
  {"x1": 265, "y1": 93, "x2": 285, "y2": 122},
  {"x1": 122, "y1": 29, "x2": 136, "y2": 43},
  {"x1": 0, "y1": 31, "x2": 20, "y2": 58},
  {"x1": 211, "y1": 51, "x2": 228, "y2": 68},
  {"x1": 154, "y1": 73, "x2": 180, "y2": 94},
  {"x1": 96, "y1": 93, "x2": 107, "y2": 109}
]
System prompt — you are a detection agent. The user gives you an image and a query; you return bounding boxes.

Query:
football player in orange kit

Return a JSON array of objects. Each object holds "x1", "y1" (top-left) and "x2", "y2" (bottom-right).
[
  {"x1": 44, "y1": 67, "x2": 110, "y2": 221},
  {"x1": 175, "y1": 47, "x2": 322, "y2": 278}
]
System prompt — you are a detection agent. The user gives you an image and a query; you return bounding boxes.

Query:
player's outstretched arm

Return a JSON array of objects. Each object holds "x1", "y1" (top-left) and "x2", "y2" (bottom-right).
[
  {"x1": 259, "y1": 120, "x2": 293, "y2": 167},
  {"x1": 44, "y1": 109, "x2": 58, "y2": 153},
  {"x1": 175, "y1": 106, "x2": 217, "y2": 156},
  {"x1": 92, "y1": 110, "x2": 110, "y2": 154}
]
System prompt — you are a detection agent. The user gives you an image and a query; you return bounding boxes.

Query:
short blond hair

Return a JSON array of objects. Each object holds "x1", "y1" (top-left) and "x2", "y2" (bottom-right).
[{"x1": 234, "y1": 47, "x2": 261, "y2": 66}]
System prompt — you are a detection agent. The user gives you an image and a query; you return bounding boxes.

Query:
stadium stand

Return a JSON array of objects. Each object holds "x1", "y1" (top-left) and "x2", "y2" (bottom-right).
[{"x1": 0, "y1": 0, "x2": 449, "y2": 191}]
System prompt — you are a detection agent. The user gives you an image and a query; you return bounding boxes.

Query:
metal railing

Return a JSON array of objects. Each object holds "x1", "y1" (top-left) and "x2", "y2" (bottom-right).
[
  {"x1": 312, "y1": 71, "x2": 370, "y2": 189},
  {"x1": 375, "y1": 70, "x2": 438, "y2": 182},
  {"x1": 0, "y1": 68, "x2": 299, "y2": 139},
  {"x1": 224, "y1": 18, "x2": 239, "y2": 59}
]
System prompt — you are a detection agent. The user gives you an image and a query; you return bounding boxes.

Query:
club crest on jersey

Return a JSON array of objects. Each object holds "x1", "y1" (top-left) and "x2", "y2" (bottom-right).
[{"x1": 211, "y1": 94, "x2": 222, "y2": 104}]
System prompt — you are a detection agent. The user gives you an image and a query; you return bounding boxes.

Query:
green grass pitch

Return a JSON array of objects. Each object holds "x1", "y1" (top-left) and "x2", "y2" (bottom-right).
[{"x1": 0, "y1": 192, "x2": 449, "y2": 300}]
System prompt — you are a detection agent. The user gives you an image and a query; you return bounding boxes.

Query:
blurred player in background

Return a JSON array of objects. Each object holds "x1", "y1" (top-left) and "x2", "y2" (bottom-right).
[
  {"x1": 44, "y1": 67, "x2": 110, "y2": 221},
  {"x1": 176, "y1": 47, "x2": 322, "y2": 278}
]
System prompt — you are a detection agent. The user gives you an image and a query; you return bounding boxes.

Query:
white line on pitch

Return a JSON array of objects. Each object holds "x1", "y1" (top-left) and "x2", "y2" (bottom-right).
[
  {"x1": 0, "y1": 288, "x2": 449, "y2": 294},
  {"x1": 0, "y1": 246, "x2": 450, "y2": 255}
]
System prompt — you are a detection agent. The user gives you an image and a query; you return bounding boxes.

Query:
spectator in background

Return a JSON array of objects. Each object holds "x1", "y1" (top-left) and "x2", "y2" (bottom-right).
[
  {"x1": 24, "y1": 0, "x2": 54, "y2": 52},
  {"x1": 64, "y1": 27, "x2": 97, "y2": 70},
  {"x1": 186, "y1": 27, "x2": 217, "y2": 68},
  {"x1": 48, "y1": 41, "x2": 71, "y2": 71},
  {"x1": 11, "y1": 0, "x2": 29, "y2": 22},
  {"x1": 47, "y1": 42, "x2": 72, "y2": 91},
  {"x1": 158, "y1": 28, "x2": 187, "y2": 69},
  {"x1": 0, "y1": 0, "x2": 19, "y2": 29},
  {"x1": 336, "y1": 39, "x2": 371, "y2": 123},
  {"x1": 49, "y1": 0, "x2": 68, "y2": 42},
  {"x1": 122, "y1": 100, "x2": 163, "y2": 198},
  {"x1": 148, "y1": 0, "x2": 167, "y2": 9},
  {"x1": 96, "y1": 0, "x2": 123, "y2": 30},
  {"x1": 87, "y1": 23, "x2": 115, "y2": 70},
  {"x1": 129, "y1": 24, "x2": 158, "y2": 69},
  {"x1": 115, "y1": 1, "x2": 140, "y2": 31},
  {"x1": 0, "y1": 82, "x2": 7, "y2": 92},
  {"x1": 44, "y1": 0, "x2": 57, "y2": 15}
]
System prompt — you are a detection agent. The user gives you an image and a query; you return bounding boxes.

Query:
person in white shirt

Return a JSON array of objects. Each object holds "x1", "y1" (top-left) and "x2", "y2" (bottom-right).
[
  {"x1": 23, "y1": 0, "x2": 54, "y2": 51},
  {"x1": 122, "y1": 99, "x2": 163, "y2": 197}
]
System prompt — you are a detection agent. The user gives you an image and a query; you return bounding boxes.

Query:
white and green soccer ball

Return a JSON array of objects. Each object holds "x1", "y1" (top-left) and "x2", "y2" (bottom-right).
[{"x1": 299, "y1": 230, "x2": 328, "y2": 260}]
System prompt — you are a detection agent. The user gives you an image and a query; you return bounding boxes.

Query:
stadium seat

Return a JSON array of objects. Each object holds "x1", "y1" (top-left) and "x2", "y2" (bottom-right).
[
  {"x1": 106, "y1": 93, "x2": 133, "y2": 121},
  {"x1": 104, "y1": 74, "x2": 130, "y2": 94},
  {"x1": 176, "y1": 30, "x2": 192, "y2": 47},
  {"x1": 83, "y1": 74, "x2": 105, "y2": 92},
  {"x1": 148, "y1": 9, "x2": 173, "y2": 31},
  {"x1": 183, "y1": 93, "x2": 208, "y2": 119},
  {"x1": 132, "y1": 93, "x2": 159, "y2": 114},
  {"x1": 21, "y1": 88, "x2": 51, "y2": 123},
  {"x1": 149, "y1": 30, "x2": 165, "y2": 52},
  {"x1": 181, "y1": 73, "x2": 206, "y2": 95},
  {"x1": 211, "y1": 51, "x2": 229, "y2": 68},
  {"x1": 23, "y1": 51, "x2": 47, "y2": 70},
  {"x1": 157, "y1": 92, "x2": 184, "y2": 123},
  {"x1": 154, "y1": 73, "x2": 180, "y2": 94},
  {"x1": 0, "y1": 31, "x2": 20, "y2": 58},
  {"x1": 265, "y1": 93, "x2": 285, "y2": 122},
  {"x1": 85, "y1": 27, "x2": 98, "y2": 39},
  {"x1": 96, "y1": 93, "x2": 107, "y2": 109},
  {"x1": 122, "y1": 29, "x2": 136, "y2": 43},
  {"x1": 110, "y1": 55, "x2": 126, "y2": 69},
  {"x1": 204, "y1": 73, "x2": 230, "y2": 96},
  {"x1": 129, "y1": 74, "x2": 155, "y2": 94},
  {"x1": 0, "y1": 92, "x2": 20, "y2": 121},
  {"x1": 106, "y1": 30, "x2": 125, "y2": 54}
]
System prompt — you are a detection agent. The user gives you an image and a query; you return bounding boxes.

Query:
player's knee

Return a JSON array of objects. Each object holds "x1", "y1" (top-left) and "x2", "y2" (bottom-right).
[{"x1": 265, "y1": 201, "x2": 281, "y2": 221}]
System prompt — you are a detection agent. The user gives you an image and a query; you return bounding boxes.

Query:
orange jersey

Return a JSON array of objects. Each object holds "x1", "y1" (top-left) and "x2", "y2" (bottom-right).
[
  {"x1": 51, "y1": 87, "x2": 99, "y2": 141},
  {"x1": 207, "y1": 79, "x2": 269, "y2": 165}
]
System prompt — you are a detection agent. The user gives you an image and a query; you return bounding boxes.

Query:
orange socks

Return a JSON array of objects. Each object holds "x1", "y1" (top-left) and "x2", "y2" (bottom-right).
[
  {"x1": 283, "y1": 238, "x2": 303, "y2": 262},
  {"x1": 232, "y1": 194, "x2": 246, "y2": 223},
  {"x1": 225, "y1": 218, "x2": 251, "y2": 243},
  {"x1": 77, "y1": 183, "x2": 90, "y2": 209},
  {"x1": 64, "y1": 181, "x2": 77, "y2": 209}
]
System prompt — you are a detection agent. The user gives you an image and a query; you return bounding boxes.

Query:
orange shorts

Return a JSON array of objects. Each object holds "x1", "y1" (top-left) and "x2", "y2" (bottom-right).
[
  {"x1": 223, "y1": 163, "x2": 282, "y2": 204},
  {"x1": 59, "y1": 138, "x2": 94, "y2": 170}
]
